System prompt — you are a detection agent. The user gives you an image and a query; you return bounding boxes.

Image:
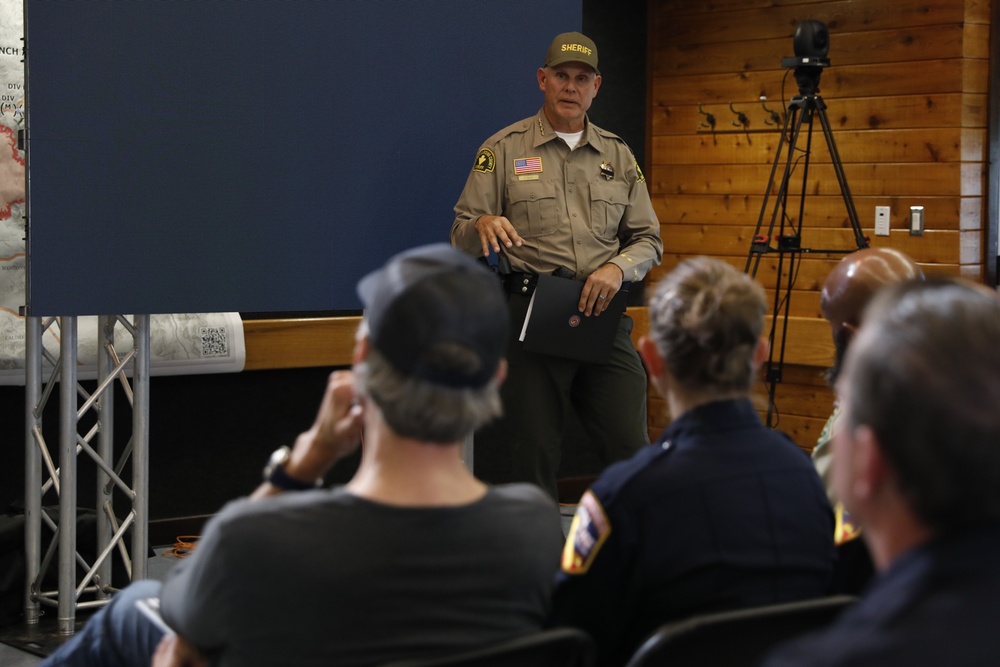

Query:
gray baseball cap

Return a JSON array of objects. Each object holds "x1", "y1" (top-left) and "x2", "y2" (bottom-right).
[{"x1": 357, "y1": 244, "x2": 508, "y2": 389}]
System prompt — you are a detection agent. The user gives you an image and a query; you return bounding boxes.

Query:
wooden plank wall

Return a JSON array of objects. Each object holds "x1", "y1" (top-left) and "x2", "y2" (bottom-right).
[{"x1": 646, "y1": 0, "x2": 991, "y2": 450}]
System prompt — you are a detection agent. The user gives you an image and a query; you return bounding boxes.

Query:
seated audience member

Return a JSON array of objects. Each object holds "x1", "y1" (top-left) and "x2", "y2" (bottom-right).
[
  {"x1": 762, "y1": 277, "x2": 1000, "y2": 666},
  {"x1": 813, "y1": 248, "x2": 923, "y2": 594},
  {"x1": 41, "y1": 244, "x2": 564, "y2": 667},
  {"x1": 812, "y1": 248, "x2": 923, "y2": 501},
  {"x1": 549, "y1": 257, "x2": 835, "y2": 666}
]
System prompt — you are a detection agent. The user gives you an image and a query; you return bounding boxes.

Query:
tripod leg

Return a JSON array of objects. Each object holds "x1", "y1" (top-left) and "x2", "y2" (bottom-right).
[
  {"x1": 765, "y1": 105, "x2": 820, "y2": 425},
  {"x1": 746, "y1": 110, "x2": 793, "y2": 275},
  {"x1": 791, "y1": 106, "x2": 818, "y2": 240},
  {"x1": 816, "y1": 103, "x2": 868, "y2": 249},
  {"x1": 745, "y1": 102, "x2": 810, "y2": 277}
]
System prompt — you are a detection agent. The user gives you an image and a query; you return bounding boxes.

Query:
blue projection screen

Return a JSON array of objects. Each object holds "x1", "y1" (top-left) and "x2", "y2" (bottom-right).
[{"x1": 24, "y1": 0, "x2": 580, "y2": 316}]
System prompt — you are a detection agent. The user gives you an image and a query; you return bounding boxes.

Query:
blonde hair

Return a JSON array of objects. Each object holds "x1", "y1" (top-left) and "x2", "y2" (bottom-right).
[{"x1": 647, "y1": 257, "x2": 767, "y2": 394}]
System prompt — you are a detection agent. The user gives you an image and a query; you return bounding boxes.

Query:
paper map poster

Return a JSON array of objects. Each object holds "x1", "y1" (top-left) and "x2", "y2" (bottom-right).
[{"x1": 0, "y1": 0, "x2": 245, "y2": 385}]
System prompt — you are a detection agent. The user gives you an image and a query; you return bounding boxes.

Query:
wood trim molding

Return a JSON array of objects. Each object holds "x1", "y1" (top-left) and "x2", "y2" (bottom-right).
[
  {"x1": 243, "y1": 317, "x2": 362, "y2": 370},
  {"x1": 243, "y1": 308, "x2": 834, "y2": 372}
]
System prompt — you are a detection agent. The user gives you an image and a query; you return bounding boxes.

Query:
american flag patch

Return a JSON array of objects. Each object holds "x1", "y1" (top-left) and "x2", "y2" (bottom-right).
[{"x1": 513, "y1": 157, "x2": 542, "y2": 175}]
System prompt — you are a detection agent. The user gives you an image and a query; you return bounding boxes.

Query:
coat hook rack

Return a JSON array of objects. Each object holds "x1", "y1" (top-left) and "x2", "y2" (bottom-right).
[
  {"x1": 697, "y1": 103, "x2": 716, "y2": 130},
  {"x1": 760, "y1": 96, "x2": 782, "y2": 126},
  {"x1": 729, "y1": 102, "x2": 748, "y2": 128}
]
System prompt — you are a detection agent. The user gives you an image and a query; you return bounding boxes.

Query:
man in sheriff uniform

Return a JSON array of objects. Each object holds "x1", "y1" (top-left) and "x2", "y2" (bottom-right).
[{"x1": 451, "y1": 31, "x2": 663, "y2": 499}]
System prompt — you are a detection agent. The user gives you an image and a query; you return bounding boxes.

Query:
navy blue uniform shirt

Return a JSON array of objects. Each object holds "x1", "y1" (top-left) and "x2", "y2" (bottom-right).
[
  {"x1": 762, "y1": 524, "x2": 1000, "y2": 667},
  {"x1": 550, "y1": 398, "x2": 835, "y2": 665}
]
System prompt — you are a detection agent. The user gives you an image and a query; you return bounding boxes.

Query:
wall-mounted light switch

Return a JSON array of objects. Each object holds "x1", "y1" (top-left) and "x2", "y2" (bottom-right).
[
  {"x1": 875, "y1": 206, "x2": 891, "y2": 236},
  {"x1": 910, "y1": 206, "x2": 924, "y2": 236}
]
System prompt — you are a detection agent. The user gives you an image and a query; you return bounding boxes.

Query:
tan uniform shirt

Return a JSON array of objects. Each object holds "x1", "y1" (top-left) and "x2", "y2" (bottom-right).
[
  {"x1": 811, "y1": 405, "x2": 840, "y2": 505},
  {"x1": 451, "y1": 110, "x2": 662, "y2": 282}
]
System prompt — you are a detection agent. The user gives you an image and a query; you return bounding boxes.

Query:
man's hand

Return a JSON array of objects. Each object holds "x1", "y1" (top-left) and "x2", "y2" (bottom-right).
[
  {"x1": 152, "y1": 634, "x2": 208, "y2": 667},
  {"x1": 474, "y1": 215, "x2": 524, "y2": 256},
  {"x1": 580, "y1": 263, "x2": 624, "y2": 316},
  {"x1": 252, "y1": 370, "x2": 364, "y2": 498},
  {"x1": 289, "y1": 370, "x2": 365, "y2": 477}
]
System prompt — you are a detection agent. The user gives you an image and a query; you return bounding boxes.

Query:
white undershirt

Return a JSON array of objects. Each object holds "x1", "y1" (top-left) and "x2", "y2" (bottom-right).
[{"x1": 555, "y1": 130, "x2": 583, "y2": 151}]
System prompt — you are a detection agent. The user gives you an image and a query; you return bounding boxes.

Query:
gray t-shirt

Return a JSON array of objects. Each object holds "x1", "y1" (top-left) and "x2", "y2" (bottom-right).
[{"x1": 160, "y1": 484, "x2": 562, "y2": 667}]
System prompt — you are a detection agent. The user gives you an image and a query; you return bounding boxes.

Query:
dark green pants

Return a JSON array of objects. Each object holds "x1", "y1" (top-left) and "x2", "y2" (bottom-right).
[{"x1": 475, "y1": 291, "x2": 650, "y2": 500}]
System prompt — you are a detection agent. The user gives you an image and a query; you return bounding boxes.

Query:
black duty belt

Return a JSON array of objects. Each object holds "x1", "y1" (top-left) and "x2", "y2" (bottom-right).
[
  {"x1": 503, "y1": 272, "x2": 538, "y2": 296},
  {"x1": 501, "y1": 271, "x2": 632, "y2": 298}
]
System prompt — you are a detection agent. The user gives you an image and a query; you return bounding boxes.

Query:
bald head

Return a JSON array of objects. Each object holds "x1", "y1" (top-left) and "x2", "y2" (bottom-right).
[
  {"x1": 819, "y1": 248, "x2": 923, "y2": 385},
  {"x1": 820, "y1": 248, "x2": 923, "y2": 330}
]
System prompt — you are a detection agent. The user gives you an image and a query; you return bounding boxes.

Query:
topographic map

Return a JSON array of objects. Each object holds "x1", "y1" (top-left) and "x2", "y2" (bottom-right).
[{"x1": 0, "y1": 0, "x2": 244, "y2": 385}]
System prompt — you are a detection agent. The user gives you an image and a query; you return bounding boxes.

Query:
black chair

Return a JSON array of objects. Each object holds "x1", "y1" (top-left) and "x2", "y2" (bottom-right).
[
  {"x1": 380, "y1": 627, "x2": 596, "y2": 667},
  {"x1": 624, "y1": 595, "x2": 856, "y2": 667}
]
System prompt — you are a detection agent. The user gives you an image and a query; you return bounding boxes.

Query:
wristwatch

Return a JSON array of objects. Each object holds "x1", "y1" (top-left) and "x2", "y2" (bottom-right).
[{"x1": 262, "y1": 446, "x2": 323, "y2": 491}]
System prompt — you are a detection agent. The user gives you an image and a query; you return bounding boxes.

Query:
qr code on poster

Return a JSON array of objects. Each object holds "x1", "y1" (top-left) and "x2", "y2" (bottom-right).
[{"x1": 200, "y1": 327, "x2": 229, "y2": 358}]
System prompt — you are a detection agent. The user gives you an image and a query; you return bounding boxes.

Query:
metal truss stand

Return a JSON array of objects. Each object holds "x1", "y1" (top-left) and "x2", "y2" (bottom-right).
[
  {"x1": 744, "y1": 82, "x2": 868, "y2": 429},
  {"x1": 23, "y1": 315, "x2": 150, "y2": 634}
]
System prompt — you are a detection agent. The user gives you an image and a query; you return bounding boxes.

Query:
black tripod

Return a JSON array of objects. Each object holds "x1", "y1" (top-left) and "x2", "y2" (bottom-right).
[{"x1": 745, "y1": 66, "x2": 868, "y2": 428}]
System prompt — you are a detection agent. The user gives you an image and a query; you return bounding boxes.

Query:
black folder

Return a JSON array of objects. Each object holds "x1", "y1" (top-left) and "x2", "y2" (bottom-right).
[{"x1": 520, "y1": 274, "x2": 627, "y2": 363}]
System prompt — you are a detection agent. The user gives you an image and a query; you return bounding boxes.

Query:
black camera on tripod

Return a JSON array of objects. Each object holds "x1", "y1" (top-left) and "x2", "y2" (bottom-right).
[{"x1": 780, "y1": 20, "x2": 831, "y2": 96}]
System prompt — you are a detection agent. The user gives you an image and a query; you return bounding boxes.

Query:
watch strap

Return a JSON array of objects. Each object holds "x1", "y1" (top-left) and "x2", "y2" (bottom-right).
[
  {"x1": 264, "y1": 446, "x2": 322, "y2": 491},
  {"x1": 267, "y1": 461, "x2": 322, "y2": 491}
]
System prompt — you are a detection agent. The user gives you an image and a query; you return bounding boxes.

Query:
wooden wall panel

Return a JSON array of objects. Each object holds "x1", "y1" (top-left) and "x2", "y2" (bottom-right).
[
  {"x1": 652, "y1": 61, "x2": 977, "y2": 107},
  {"x1": 653, "y1": 163, "x2": 969, "y2": 196},
  {"x1": 654, "y1": 194, "x2": 973, "y2": 230},
  {"x1": 651, "y1": 0, "x2": 986, "y2": 43},
  {"x1": 654, "y1": 129, "x2": 970, "y2": 165},
  {"x1": 646, "y1": 0, "x2": 991, "y2": 449},
  {"x1": 653, "y1": 94, "x2": 987, "y2": 135},
  {"x1": 653, "y1": 24, "x2": 974, "y2": 75}
]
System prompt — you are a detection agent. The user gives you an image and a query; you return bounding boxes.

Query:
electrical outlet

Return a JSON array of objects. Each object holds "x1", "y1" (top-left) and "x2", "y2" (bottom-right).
[
  {"x1": 910, "y1": 206, "x2": 924, "y2": 236},
  {"x1": 875, "y1": 206, "x2": 891, "y2": 236}
]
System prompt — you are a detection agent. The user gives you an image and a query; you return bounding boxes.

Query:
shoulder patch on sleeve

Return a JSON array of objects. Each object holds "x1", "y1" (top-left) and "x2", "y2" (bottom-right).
[
  {"x1": 634, "y1": 160, "x2": 645, "y2": 183},
  {"x1": 561, "y1": 490, "x2": 612, "y2": 575},
  {"x1": 834, "y1": 502, "x2": 862, "y2": 546},
  {"x1": 472, "y1": 148, "x2": 496, "y2": 174}
]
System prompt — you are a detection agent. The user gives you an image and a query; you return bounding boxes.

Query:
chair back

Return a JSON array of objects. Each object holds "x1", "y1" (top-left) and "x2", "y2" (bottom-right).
[
  {"x1": 624, "y1": 595, "x2": 856, "y2": 667},
  {"x1": 380, "y1": 627, "x2": 596, "y2": 667}
]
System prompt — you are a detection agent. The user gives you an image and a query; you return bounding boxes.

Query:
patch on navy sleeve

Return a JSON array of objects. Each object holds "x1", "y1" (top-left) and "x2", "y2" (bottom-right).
[
  {"x1": 472, "y1": 148, "x2": 496, "y2": 173},
  {"x1": 561, "y1": 490, "x2": 612, "y2": 575},
  {"x1": 634, "y1": 160, "x2": 646, "y2": 183},
  {"x1": 834, "y1": 502, "x2": 862, "y2": 546}
]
